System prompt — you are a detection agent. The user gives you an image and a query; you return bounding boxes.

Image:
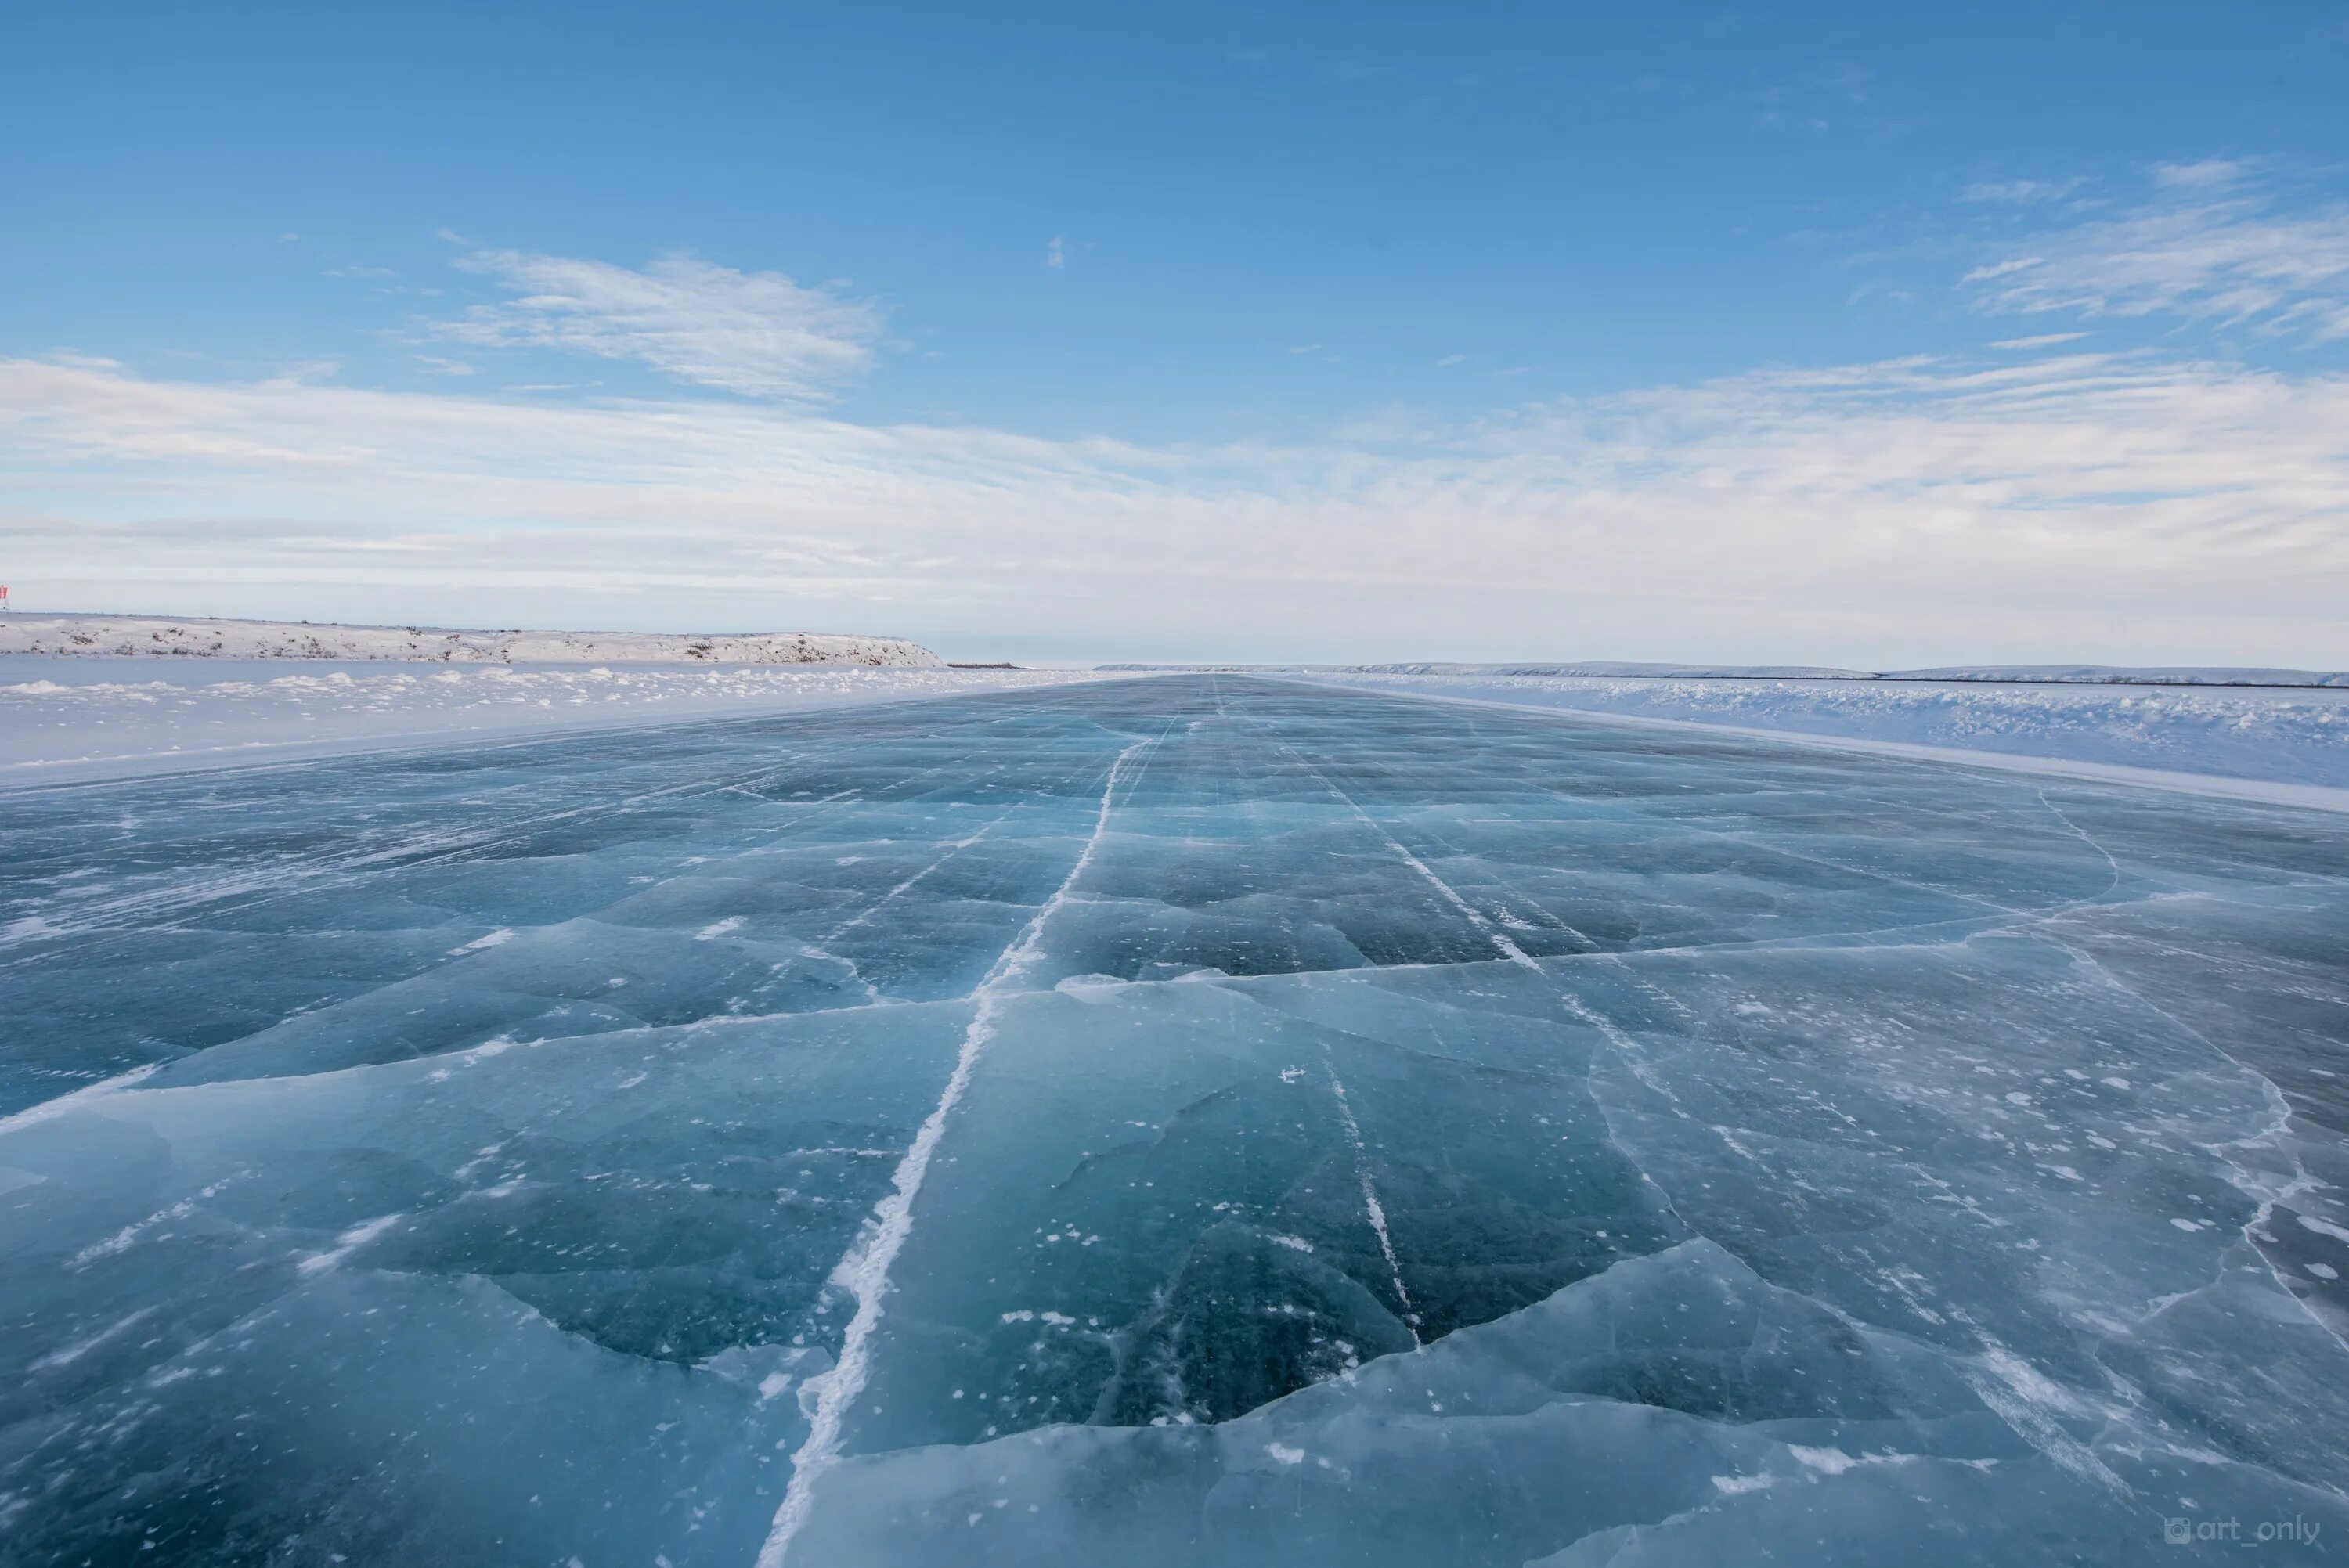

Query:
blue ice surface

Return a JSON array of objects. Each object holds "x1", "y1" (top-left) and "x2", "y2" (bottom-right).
[{"x1": 2, "y1": 674, "x2": 2346, "y2": 1566}]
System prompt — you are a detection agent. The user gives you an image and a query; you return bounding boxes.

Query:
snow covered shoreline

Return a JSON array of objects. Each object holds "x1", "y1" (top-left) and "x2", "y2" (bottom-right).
[
  {"x1": 1103, "y1": 659, "x2": 2349, "y2": 690},
  {"x1": 1289, "y1": 671, "x2": 2349, "y2": 809},
  {"x1": 12, "y1": 651, "x2": 2345, "y2": 806},
  {"x1": 0, "y1": 614, "x2": 941, "y2": 668},
  {"x1": 0, "y1": 659, "x2": 1109, "y2": 785},
  {"x1": 1340, "y1": 660, "x2": 2349, "y2": 689}
]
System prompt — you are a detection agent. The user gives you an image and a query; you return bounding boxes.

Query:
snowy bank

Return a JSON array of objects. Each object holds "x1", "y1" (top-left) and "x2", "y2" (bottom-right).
[
  {"x1": 1106, "y1": 660, "x2": 2349, "y2": 689},
  {"x1": 1290, "y1": 671, "x2": 2349, "y2": 803},
  {"x1": 0, "y1": 660, "x2": 1109, "y2": 784},
  {"x1": 0, "y1": 614, "x2": 941, "y2": 667}
]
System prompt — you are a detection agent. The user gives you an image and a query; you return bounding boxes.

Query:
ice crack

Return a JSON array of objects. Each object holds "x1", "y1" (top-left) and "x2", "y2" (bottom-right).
[{"x1": 756, "y1": 736, "x2": 1153, "y2": 1568}]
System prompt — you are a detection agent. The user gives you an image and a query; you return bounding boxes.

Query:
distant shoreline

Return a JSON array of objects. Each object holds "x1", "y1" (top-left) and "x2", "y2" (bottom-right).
[
  {"x1": 0, "y1": 613, "x2": 941, "y2": 669},
  {"x1": 1097, "y1": 661, "x2": 2349, "y2": 691}
]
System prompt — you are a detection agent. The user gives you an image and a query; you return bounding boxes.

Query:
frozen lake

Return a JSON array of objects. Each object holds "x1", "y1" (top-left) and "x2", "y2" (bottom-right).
[{"x1": 3, "y1": 675, "x2": 2346, "y2": 1565}]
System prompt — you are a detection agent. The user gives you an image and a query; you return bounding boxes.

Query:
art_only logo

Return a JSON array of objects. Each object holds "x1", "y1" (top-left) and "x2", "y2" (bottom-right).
[{"x1": 2164, "y1": 1515, "x2": 2324, "y2": 1548}]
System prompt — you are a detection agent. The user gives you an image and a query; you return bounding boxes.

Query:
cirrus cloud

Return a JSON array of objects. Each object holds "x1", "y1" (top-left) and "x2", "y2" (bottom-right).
[
  {"x1": 432, "y1": 249, "x2": 884, "y2": 399},
  {"x1": 1961, "y1": 164, "x2": 2349, "y2": 341}
]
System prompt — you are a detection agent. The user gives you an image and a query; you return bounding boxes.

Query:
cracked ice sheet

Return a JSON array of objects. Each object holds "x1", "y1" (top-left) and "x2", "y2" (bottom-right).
[
  {"x1": 0, "y1": 658, "x2": 1117, "y2": 785},
  {"x1": 3, "y1": 677, "x2": 2348, "y2": 1566}
]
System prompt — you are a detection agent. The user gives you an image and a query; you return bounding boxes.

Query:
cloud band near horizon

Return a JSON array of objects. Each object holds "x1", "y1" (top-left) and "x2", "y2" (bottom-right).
[{"x1": 5, "y1": 343, "x2": 2344, "y2": 666}]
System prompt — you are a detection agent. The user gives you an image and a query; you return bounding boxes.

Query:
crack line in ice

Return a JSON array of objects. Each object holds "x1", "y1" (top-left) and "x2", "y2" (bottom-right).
[
  {"x1": 1260, "y1": 720, "x2": 1706, "y2": 1122},
  {"x1": 1958, "y1": 1347, "x2": 2130, "y2": 1492},
  {"x1": 1247, "y1": 717, "x2": 1718, "y2": 1231},
  {"x1": 1533, "y1": 786, "x2": 2031, "y2": 920},
  {"x1": 1322, "y1": 1060, "x2": 1420, "y2": 1342},
  {"x1": 1247, "y1": 725, "x2": 1716, "y2": 1307},
  {"x1": 814, "y1": 791, "x2": 1042, "y2": 948},
  {"x1": 1266, "y1": 738, "x2": 1542, "y2": 971},
  {"x1": 2049, "y1": 935, "x2": 2349, "y2": 1353},
  {"x1": 0, "y1": 731, "x2": 1106, "y2": 1117},
  {"x1": 2033, "y1": 788, "x2": 2124, "y2": 899},
  {"x1": 0, "y1": 1062, "x2": 161, "y2": 1137},
  {"x1": 0, "y1": 703, "x2": 1055, "y2": 961},
  {"x1": 756, "y1": 735, "x2": 1153, "y2": 1568},
  {"x1": 1277, "y1": 742, "x2": 1691, "y2": 1108}
]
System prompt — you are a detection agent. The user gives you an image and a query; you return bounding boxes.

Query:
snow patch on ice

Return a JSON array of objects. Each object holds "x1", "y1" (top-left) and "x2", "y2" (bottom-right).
[
  {"x1": 296, "y1": 1213, "x2": 402, "y2": 1274},
  {"x1": 449, "y1": 928, "x2": 514, "y2": 955}
]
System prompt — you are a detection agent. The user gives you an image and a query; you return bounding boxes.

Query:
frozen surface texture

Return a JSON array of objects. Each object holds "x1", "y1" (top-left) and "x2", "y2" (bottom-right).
[
  {"x1": 0, "y1": 659, "x2": 1108, "y2": 783},
  {"x1": 2, "y1": 676, "x2": 2346, "y2": 1566}
]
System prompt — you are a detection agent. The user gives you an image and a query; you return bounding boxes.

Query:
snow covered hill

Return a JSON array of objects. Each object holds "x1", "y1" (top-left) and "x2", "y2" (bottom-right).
[{"x1": 0, "y1": 615, "x2": 942, "y2": 668}]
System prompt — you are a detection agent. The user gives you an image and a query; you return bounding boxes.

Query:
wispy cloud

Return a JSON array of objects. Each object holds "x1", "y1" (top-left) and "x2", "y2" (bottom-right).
[
  {"x1": 5, "y1": 348, "x2": 2344, "y2": 661},
  {"x1": 2152, "y1": 157, "x2": 2256, "y2": 189},
  {"x1": 1958, "y1": 176, "x2": 2089, "y2": 205},
  {"x1": 1045, "y1": 236, "x2": 1066, "y2": 271},
  {"x1": 1961, "y1": 164, "x2": 2349, "y2": 340},
  {"x1": 1961, "y1": 257, "x2": 2043, "y2": 283},
  {"x1": 1990, "y1": 332, "x2": 2088, "y2": 350},
  {"x1": 433, "y1": 249, "x2": 884, "y2": 399}
]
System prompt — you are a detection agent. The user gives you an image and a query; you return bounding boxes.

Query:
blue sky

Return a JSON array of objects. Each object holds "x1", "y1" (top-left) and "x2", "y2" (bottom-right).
[{"x1": 5, "y1": 2, "x2": 2347, "y2": 664}]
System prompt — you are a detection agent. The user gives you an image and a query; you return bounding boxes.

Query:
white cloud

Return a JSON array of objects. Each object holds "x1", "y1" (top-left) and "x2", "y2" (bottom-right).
[
  {"x1": 1045, "y1": 236, "x2": 1066, "y2": 270},
  {"x1": 4, "y1": 348, "x2": 2345, "y2": 664},
  {"x1": 435, "y1": 250, "x2": 883, "y2": 399},
  {"x1": 1961, "y1": 167, "x2": 2349, "y2": 339},
  {"x1": 1961, "y1": 257, "x2": 2042, "y2": 284},
  {"x1": 1958, "y1": 177, "x2": 2087, "y2": 204},
  {"x1": 2152, "y1": 157, "x2": 2255, "y2": 189}
]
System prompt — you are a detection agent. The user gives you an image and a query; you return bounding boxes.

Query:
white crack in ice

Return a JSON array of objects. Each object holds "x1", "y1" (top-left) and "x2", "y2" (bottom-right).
[{"x1": 757, "y1": 736, "x2": 1153, "y2": 1568}]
